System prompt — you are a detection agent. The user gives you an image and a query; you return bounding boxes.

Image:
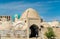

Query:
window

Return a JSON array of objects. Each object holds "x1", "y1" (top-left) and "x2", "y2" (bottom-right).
[{"x1": 25, "y1": 20, "x2": 26, "y2": 23}]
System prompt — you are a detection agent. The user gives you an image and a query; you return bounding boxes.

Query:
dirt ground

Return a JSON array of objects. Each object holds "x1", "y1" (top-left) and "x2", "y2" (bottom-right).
[{"x1": 1, "y1": 37, "x2": 41, "y2": 39}]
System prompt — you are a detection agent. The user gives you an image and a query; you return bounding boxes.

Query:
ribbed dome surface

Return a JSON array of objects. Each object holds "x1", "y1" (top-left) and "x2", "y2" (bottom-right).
[{"x1": 20, "y1": 8, "x2": 40, "y2": 19}]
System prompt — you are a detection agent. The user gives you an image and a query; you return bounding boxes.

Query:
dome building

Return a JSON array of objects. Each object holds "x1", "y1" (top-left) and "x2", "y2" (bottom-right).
[{"x1": 20, "y1": 8, "x2": 42, "y2": 38}]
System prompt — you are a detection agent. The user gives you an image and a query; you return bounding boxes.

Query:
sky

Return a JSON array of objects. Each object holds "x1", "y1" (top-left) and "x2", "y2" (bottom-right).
[{"x1": 0, "y1": 0, "x2": 60, "y2": 21}]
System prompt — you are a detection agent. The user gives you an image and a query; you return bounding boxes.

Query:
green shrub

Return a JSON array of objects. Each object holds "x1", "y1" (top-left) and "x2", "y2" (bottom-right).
[{"x1": 45, "y1": 27, "x2": 56, "y2": 39}]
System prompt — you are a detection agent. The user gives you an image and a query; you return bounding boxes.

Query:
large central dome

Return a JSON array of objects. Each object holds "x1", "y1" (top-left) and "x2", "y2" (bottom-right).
[{"x1": 20, "y1": 8, "x2": 40, "y2": 19}]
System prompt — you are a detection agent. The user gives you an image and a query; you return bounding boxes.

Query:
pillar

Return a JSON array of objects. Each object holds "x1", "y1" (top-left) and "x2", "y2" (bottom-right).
[{"x1": 27, "y1": 27, "x2": 29, "y2": 39}]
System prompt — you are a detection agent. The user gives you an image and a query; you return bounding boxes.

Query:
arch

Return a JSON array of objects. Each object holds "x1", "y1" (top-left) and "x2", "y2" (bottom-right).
[{"x1": 29, "y1": 24, "x2": 39, "y2": 38}]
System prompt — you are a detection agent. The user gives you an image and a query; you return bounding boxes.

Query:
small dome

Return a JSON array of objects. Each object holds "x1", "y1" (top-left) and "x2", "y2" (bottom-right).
[
  {"x1": 20, "y1": 8, "x2": 40, "y2": 19},
  {"x1": 14, "y1": 14, "x2": 18, "y2": 18},
  {"x1": 13, "y1": 21, "x2": 26, "y2": 30}
]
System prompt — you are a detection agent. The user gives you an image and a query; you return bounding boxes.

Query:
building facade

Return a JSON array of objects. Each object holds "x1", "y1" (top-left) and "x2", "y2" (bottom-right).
[
  {"x1": 0, "y1": 16, "x2": 11, "y2": 21},
  {"x1": 0, "y1": 8, "x2": 60, "y2": 39}
]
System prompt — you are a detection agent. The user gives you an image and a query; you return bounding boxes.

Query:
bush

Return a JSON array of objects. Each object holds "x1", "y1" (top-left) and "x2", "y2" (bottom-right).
[{"x1": 45, "y1": 27, "x2": 56, "y2": 39}]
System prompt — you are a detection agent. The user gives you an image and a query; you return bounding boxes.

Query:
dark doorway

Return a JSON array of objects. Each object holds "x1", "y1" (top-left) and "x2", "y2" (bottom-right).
[{"x1": 29, "y1": 24, "x2": 39, "y2": 38}]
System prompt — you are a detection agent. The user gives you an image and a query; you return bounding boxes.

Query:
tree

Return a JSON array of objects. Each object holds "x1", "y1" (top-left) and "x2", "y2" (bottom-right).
[{"x1": 45, "y1": 27, "x2": 56, "y2": 39}]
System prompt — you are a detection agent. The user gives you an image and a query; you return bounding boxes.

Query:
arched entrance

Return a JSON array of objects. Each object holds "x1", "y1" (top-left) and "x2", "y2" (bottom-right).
[{"x1": 29, "y1": 24, "x2": 39, "y2": 38}]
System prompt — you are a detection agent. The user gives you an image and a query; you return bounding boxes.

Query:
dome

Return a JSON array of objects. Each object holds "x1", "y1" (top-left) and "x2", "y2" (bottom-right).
[
  {"x1": 13, "y1": 21, "x2": 26, "y2": 30},
  {"x1": 14, "y1": 14, "x2": 18, "y2": 18},
  {"x1": 20, "y1": 8, "x2": 40, "y2": 19}
]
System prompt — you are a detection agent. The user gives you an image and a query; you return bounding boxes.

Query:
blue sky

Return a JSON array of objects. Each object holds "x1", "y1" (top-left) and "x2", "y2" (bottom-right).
[{"x1": 0, "y1": 0, "x2": 60, "y2": 21}]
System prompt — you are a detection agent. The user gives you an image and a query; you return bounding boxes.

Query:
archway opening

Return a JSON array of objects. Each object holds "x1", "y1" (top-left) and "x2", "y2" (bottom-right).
[{"x1": 29, "y1": 24, "x2": 39, "y2": 38}]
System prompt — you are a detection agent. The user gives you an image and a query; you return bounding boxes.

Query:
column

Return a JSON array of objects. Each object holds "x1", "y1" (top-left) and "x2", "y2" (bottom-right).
[{"x1": 27, "y1": 22, "x2": 29, "y2": 39}]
